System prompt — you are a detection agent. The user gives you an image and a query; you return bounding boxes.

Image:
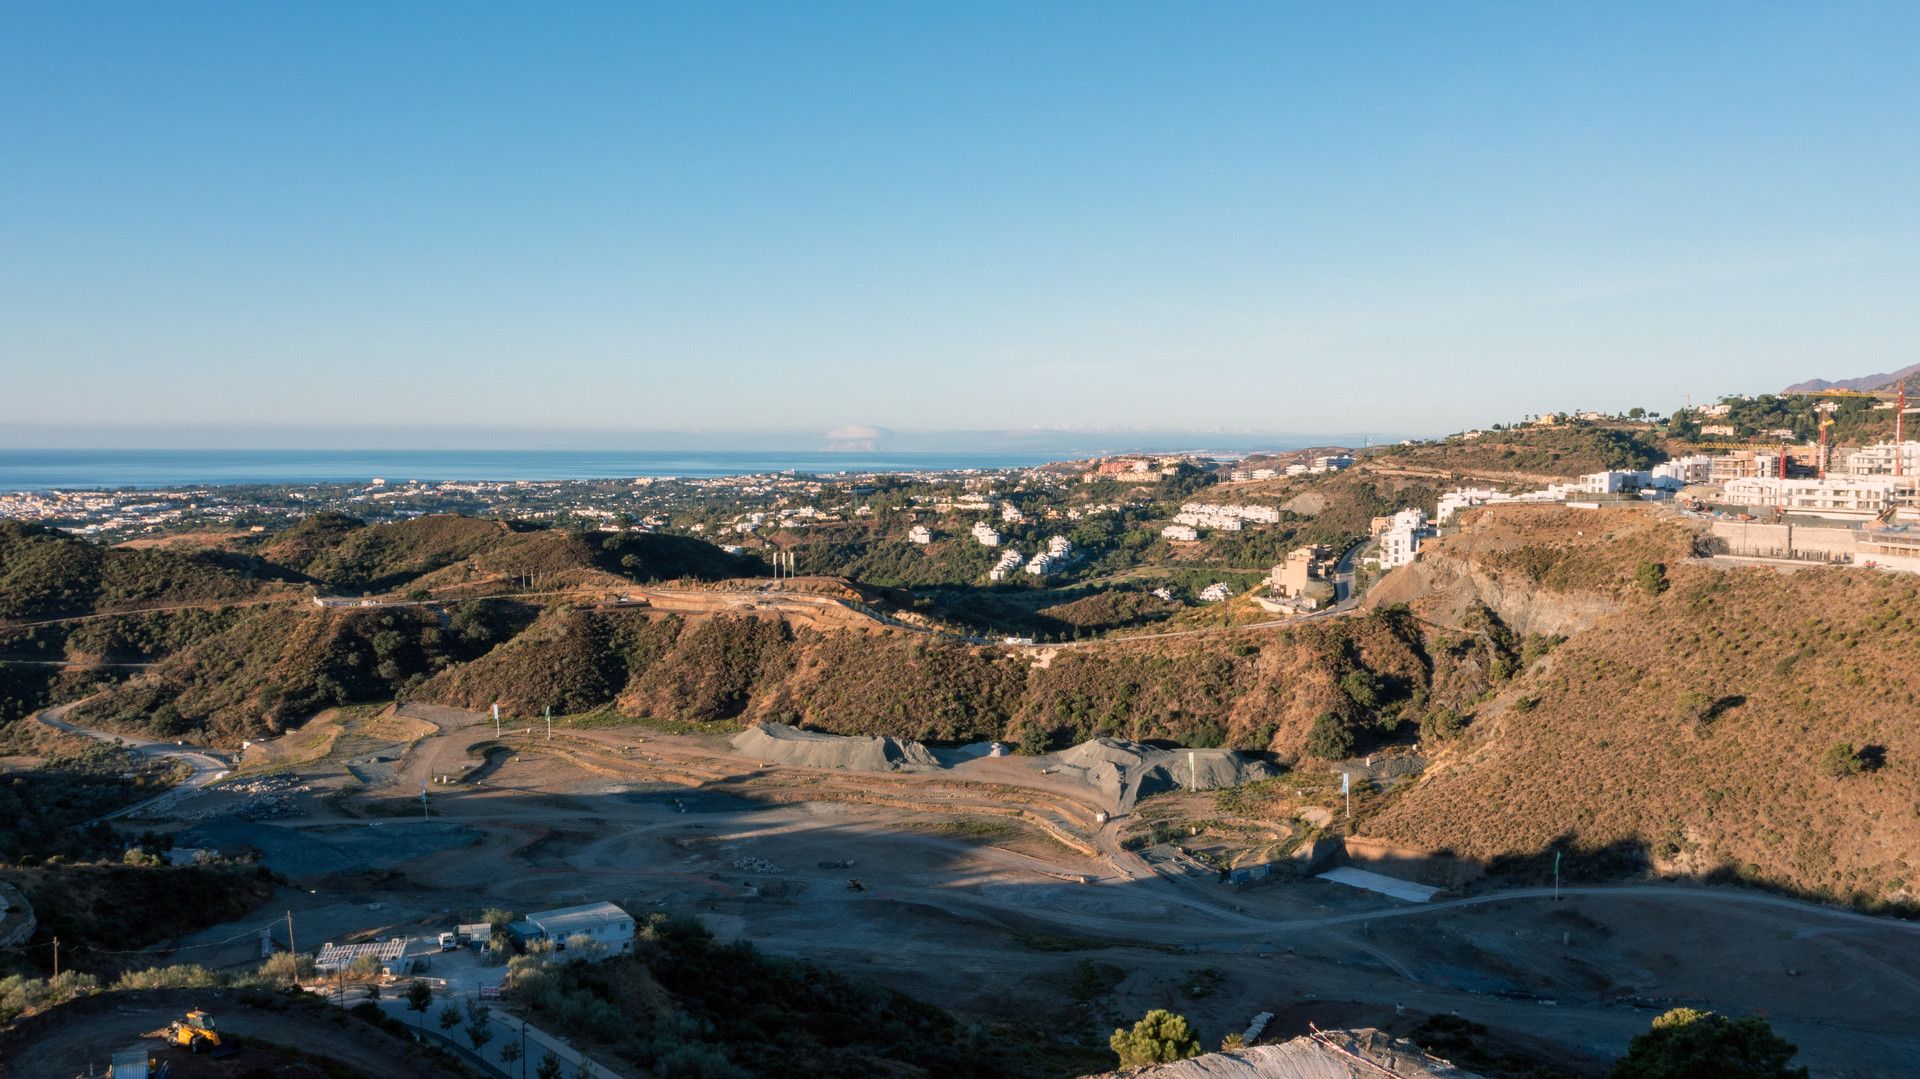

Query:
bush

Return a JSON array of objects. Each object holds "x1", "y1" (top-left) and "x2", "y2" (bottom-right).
[
  {"x1": 259, "y1": 951, "x2": 315, "y2": 985},
  {"x1": 1110, "y1": 1009, "x2": 1203, "y2": 1067},
  {"x1": 1419, "y1": 707, "x2": 1464, "y2": 744},
  {"x1": 1675, "y1": 690, "x2": 1714, "y2": 725},
  {"x1": 1609, "y1": 1007, "x2": 1806, "y2": 1078},
  {"x1": 0, "y1": 971, "x2": 100, "y2": 1023},
  {"x1": 1634, "y1": 561, "x2": 1670, "y2": 596},
  {"x1": 1822, "y1": 742, "x2": 1865, "y2": 778},
  {"x1": 113, "y1": 965, "x2": 225, "y2": 990},
  {"x1": 1303, "y1": 713, "x2": 1355, "y2": 761}
]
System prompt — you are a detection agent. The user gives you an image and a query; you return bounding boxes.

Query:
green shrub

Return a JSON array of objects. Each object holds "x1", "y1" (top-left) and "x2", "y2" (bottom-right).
[
  {"x1": 1110, "y1": 1009, "x2": 1203, "y2": 1067},
  {"x1": 1303, "y1": 713, "x2": 1355, "y2": 761}
]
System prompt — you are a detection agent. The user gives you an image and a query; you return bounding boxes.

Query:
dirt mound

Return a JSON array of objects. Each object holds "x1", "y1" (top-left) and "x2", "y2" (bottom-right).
[
  {"x1": 730, "y1": 721, "x2": 938, "y2": 772},
  {"x1": 1051, "y1": 737, "x2": 1277, "y2": 812},
  {"x1": 1087, "y1": 1028, "x2": 1481, "y2": 1078}
]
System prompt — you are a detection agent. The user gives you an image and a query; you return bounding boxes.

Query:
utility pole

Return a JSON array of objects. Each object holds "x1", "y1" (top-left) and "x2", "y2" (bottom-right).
[
  {"x1": 51, "y1": 936, "x2": 59, "y2": 980},
  {"x1": 545, "y1": 706, "x2": 552, "y2": 741},
  {"x1": 493, "y1": 703, "x2": 501, "y2": 738},
  {"x1": 287, "y1": 910, "x2": 296, "y2": 956},
  {"x1": 1341, "y1": 772, "x2": 1351, "y2": 822},
  {"x1": 1554, "y1": 850, "x2": 1562, "y2": 901}
]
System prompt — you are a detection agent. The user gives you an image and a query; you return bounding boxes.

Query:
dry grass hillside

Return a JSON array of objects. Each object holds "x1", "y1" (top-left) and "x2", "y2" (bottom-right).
[{"x1": 1363, "y1": 507, "x2": 1920, "y2": 910}]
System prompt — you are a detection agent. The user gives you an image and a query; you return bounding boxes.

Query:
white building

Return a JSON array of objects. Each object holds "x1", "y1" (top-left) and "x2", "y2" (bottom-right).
[
  {"x1": 970, "y1": 520, "x2": 1002, "y2": 546},
  {"x1": 524, "y1": 901, "x2": 636, "y2": 958},
  {"x1": 907, "y1": 525, "x2": 933, "y2": 545},
  {"x1": 989, "y1": 549, "x2": 1025, "y2": 580},
  {"x1": 1000, "y1": 502, "x2": 1026, "y2": 523},
  {"x1": 1375, "y1": 508, "x2": 1433, "y2": 570},
  {"x1": 1652, "y1": 455, "x2": 1714, "y2": 488},
  {"x1": 1841, "y1": 442, "x2": 1920, "y2": 478},
  {"x1": 1198, "y1": 582, "x2": 1233, "y2": 602},
  {"x1": 1723, "y1": 476, "x2": 1909, "y2": 518},
  {"x1": 1160, "y1": 523, "x2": 1198, "y2": 541}
]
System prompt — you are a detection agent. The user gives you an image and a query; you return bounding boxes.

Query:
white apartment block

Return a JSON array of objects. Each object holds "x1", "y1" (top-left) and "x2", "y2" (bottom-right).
[
  {"x1": 1161, "y1": 524, "x2": 1199, "y2": 541},
  {"x1": 1198, "y1": 582, "x2": 1233, "y2": 602},
  {"x1": 970, "y1": 520, "x2": 1002, "y2": 547},
  {"x1": 1723, "y1": 476, "x2": 1912, "y2": 518},
  {"x1": 989, "y1": 549, "x2": 1025, "y2": 580},
  {"x1": 1652, "y1": 455, "x2": 1714, "y2": 488},
  {"x1": 1375, "y1": 508, "x2": 1433, "y2": 570},
  {"x1": 907, "y1": 525, "x2": 933, "y2": 544},
  {"x1": 1841, "y1": 442, "x2": 1920, "y2": 478}
]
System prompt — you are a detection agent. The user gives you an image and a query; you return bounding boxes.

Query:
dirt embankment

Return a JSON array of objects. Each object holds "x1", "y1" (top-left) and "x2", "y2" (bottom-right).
[
  {"x1": 1358, "y1": 504, "x2": 1920, "y2": 908},
  {"x1": 1366, "y1": 504, "x2": 1702, "y2": 638}
]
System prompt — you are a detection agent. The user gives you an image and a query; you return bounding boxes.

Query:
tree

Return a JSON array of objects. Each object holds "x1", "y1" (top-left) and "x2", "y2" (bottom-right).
[
  {"x1": 1609, "y1": 1007, "x2": 1807, "y2": 1078},
  {"x1": 501, "y1": 1039, "x2": 522, "y2": 1067},
  {"x1": 1419, "y1": 707, "x2": 1464, "y2": 744},
  {"x1": 537, "y1": 1051, "x2": 565, "y2": 1079},
  {"x1": 1675, "y1": 690, "x2": 1715, "y2": 726},
  {"x1": 465, "y1": 999, "x2": 494, "y2": 1053},
  {"x1": 439, "y1": 1001, "x2": 461, "y2": 1031},
  {"x1": 1111, "y1": 1009, "x2": 1204, "y2": 1067},
  {"x1": 404, "y1": 980, "x2": 433, "y2": 1032},
  {"x1": 1633, "y1": 561, "x2": 1669, "y2": 596},
  {"x1": 1304, "y1": 713, "x2": 1354, "y2": 761},
  {"x1": 347, "y1": 953, "x2": 382, "y2": 981},
  {"x1": 258, "y1": 952, "x2": 314, "y2": 986},
  {"x1": 1822, "y1": 742, "x2": 1864, "y2": 778}
]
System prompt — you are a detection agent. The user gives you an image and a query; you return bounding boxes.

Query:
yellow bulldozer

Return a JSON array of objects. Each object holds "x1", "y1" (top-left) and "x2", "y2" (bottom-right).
[{"x1": 164, "y1": 1009, "x2": 239, "y2": 1057}]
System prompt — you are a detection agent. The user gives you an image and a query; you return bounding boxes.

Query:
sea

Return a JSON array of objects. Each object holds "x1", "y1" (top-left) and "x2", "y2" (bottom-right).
[{"x1": 0, "y1": 448, "x2": 1073, "y2": 492}]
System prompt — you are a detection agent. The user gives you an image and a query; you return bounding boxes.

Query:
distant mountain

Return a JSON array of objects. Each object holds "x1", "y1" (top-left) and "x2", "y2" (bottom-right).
[{"x1": 1783, "y1": 362, "x2": 1920, "y2": 393}]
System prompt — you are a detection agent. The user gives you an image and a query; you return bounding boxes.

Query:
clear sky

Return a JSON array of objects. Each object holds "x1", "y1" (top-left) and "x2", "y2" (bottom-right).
[{"x1": 4, "y1": 3, "x2": 1917, "y2": 448}]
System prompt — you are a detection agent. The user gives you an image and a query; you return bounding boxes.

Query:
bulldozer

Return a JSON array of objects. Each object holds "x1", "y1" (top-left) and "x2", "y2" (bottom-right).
[{"x1": 164, "y1": 1009, "x2": 239, "y2": 1057}]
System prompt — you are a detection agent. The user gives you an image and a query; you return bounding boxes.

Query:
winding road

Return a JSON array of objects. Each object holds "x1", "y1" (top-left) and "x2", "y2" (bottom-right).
[{"x1": 35, "y1": 701, "x2": 232, "y2": 821}]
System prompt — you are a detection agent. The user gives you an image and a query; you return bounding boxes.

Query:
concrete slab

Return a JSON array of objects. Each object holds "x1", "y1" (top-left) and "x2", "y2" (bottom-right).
[{"x1": 1315, "y1": 865, "x2": 1441, "y2": 903}]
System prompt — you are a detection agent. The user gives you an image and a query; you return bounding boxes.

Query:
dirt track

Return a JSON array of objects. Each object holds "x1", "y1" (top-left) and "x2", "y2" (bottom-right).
[
  {"x1": 0, "y1": 988, "x2": 464, "y2": 1079},
  {"x1": 80, "y1": 705, "x2": 1920, "y2": 1077}
]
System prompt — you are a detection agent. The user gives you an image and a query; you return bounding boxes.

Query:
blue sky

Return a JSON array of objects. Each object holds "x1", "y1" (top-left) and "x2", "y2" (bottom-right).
[{"x1": 3, "y1": 3, "x2": 1917, "y2": 448}]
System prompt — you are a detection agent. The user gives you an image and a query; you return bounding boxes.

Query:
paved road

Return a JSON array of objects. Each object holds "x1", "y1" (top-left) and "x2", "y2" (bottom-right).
[{"x1": 36, "y1": 701, "x2": 232, "y2": 821}]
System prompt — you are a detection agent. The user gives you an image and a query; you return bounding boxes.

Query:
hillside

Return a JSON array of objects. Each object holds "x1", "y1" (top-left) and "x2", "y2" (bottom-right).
[
  {"x1": 1783, "y1": 362, "x2": 1920, "y2": 394},
  {"x1": 1361, "y1": 425, "x2": 1667, "y2": 482},
  {"x1": 1362, "y1": 505, "x2": 1920, "y2": 910},
  {"x1": 1, "y1": 515, "x2": 761, "y2": 736}
]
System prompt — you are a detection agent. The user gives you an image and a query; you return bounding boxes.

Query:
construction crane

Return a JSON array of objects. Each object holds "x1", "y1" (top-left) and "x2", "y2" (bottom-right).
[
  {"x1": 1895, "y1": 381, "x2": 1918, "y2": 480},
  {"x1": 1816, "y1": 401, "x2": 1839, "y2": 478}
]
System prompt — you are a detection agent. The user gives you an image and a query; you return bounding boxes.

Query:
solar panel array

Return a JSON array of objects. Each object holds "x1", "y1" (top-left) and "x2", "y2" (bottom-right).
[{"x1": 315, "y1": 938, "x2": 408, "y2": 969}]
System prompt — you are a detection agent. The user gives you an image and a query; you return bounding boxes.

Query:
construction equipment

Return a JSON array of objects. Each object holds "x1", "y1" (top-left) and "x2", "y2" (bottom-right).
[{"x1": 164, "y1": 1009, "x2": 239, "y2": 1058}]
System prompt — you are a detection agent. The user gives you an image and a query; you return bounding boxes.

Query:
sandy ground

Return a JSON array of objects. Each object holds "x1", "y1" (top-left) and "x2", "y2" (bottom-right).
[{"x1": 108, "y1": 706, "x2": 1920, "y2": 1077}]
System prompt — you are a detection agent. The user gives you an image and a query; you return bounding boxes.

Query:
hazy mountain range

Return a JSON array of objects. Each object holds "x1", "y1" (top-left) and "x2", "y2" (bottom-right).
[{"x1": 1783, "y1": 362, "x2": 1920, "y2": 394}]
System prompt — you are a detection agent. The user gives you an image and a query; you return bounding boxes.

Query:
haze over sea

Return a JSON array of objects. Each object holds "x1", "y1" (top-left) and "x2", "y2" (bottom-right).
[{"x1": 0, "y1": 449, "x2": 1099, "y2": 491}]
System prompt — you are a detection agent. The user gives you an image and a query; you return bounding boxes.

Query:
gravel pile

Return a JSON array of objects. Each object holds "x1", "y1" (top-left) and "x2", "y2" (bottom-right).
[
  {"x1": 1051, "y1": 738, "x2": 1277, "y2": 812},
  {"x1": 730, "y1": 721, "x2": 939, "y2": 772}
]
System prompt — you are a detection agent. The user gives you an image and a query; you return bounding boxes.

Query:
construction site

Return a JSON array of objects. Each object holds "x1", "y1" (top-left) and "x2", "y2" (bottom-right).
[{"x1": 6, "y1": 694, "x2": 1918, "y2": 1078}]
